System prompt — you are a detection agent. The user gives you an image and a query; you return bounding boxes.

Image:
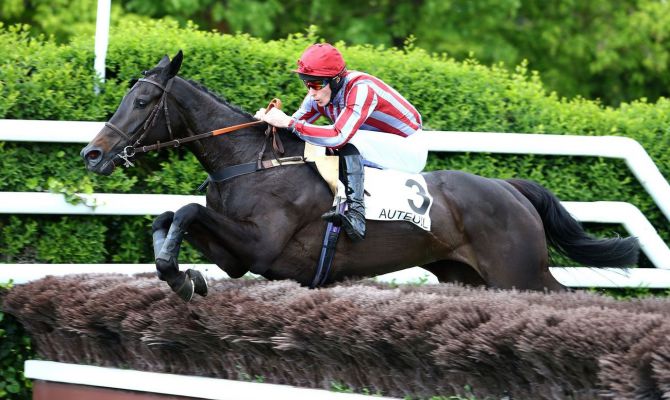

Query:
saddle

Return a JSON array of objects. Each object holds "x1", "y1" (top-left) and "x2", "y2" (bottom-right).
[{"x1": 303, "y1": 142, "x2": 340, "y2": 195}]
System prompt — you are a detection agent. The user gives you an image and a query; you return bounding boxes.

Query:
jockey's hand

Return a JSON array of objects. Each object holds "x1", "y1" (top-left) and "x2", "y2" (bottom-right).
[
  {"x1": 253, "y1": 108, "x2": 266, "y2": 120},
  {"x1": 262, "y1": 107, "x2": 292, "y2": 128}
]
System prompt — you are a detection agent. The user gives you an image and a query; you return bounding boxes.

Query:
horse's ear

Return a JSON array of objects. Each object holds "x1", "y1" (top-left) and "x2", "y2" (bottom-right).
[
  {"x1": 165, "y1": 50, "x2": 183, "y2": 79},
  {"x1": 156, "y1": 54, "x2": 171, "y2": 69}
]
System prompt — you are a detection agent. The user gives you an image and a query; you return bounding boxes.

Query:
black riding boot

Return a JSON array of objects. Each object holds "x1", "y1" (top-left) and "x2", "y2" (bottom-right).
[{"x1": 322, "y1": 154, "x2": 366, "y2": 242}]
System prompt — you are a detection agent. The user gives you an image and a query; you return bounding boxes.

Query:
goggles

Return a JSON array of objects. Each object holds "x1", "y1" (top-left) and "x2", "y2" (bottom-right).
[{"x1": 302, "y1": 78, "x2": 330, "y2": 91}]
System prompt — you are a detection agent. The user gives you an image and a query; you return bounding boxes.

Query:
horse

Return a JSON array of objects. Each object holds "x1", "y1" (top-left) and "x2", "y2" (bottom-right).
[{"x1": 80, "y1": 51, "x2": 639, "y2": 300}]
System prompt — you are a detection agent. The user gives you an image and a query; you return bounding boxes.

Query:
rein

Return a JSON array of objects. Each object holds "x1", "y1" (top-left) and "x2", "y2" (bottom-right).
[
  {"x1": 130, "y1": 99, "x2": 282, "y2": 155},
  {"x1": 110, "y1": 77, "x2": 287, "y2": 168},
  {"x1": 131, "y1": 120, "x2": 266, "y2": 155}
]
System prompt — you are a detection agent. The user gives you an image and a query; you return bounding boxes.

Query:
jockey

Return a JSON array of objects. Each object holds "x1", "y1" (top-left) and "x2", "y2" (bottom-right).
[{"x1": 256, "y1": 43, "x2": 427, "y2": 242}]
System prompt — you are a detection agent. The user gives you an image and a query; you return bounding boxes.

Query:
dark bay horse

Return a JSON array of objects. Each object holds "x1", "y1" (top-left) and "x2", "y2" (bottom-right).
[{"x1": 81, "y1": 51, "x2": 639, "y2": 300}]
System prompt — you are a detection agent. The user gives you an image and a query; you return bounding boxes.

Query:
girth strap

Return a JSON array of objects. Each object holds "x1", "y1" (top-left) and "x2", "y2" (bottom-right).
[
  {"x1": 310, "y1": 201, "x2": 345, "y2": 289},
  {"x1": 197, "y1": 156, "x2": 306, "y2": 192}
]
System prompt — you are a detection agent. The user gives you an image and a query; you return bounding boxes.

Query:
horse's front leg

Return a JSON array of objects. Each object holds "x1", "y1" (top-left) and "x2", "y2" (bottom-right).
[
  {"x1": 153, "y1": 205, "x2": 208, "y2": 301},
  {"x1": 152, "y1": 211, "x2": 174, "y2": 276}
]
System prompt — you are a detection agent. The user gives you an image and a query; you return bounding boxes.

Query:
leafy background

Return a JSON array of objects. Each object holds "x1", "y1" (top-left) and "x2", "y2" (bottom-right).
[{"x1": 3, "y1": 0, "x2": 670, "y2": 106}]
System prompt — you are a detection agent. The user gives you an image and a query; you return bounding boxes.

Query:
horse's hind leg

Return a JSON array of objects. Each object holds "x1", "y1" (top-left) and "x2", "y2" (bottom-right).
[
  {"x1": 422, "y1": 260, "x2": 486, "y2": 287},
  {"x1": 474, "y1": 237, "x2": 566, "y2": 292}
]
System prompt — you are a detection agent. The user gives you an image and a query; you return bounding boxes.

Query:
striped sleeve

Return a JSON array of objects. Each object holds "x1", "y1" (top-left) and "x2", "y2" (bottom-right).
[
  {"x1": 291, "y1": 95, "x2": 321, "y2": 124},
  {"x1": 292, "y1": 84, "x2": 378, "y2": 148}
]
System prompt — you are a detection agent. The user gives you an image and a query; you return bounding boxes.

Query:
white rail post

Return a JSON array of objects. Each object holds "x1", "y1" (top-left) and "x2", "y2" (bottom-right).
[{"x1": 94, "y1": 0, "x2": 111, "y2": 92}]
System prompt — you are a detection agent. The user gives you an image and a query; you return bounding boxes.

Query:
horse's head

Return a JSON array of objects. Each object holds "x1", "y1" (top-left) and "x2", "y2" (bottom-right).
[{"x1": 81, "y1": 51, "x2": 184, "y2": 175}]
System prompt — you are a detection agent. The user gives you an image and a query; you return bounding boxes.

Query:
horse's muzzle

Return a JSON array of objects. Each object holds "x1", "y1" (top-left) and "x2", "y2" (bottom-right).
[{"x1": 80, "y1": 144, "x2": 115, "y2": 175}]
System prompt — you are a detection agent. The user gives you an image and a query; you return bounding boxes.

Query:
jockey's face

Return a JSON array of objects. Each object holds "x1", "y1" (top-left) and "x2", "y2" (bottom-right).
[{"x1": 308, "y1": 84, "x2": 332, "y2": 107}]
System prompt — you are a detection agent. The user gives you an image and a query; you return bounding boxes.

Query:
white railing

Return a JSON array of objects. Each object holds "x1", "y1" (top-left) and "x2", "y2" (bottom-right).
[
  {"x1": 1, "y1": 119, "x2": 670, "y2": 287},
  {"x1": 417, "y1": 131, "x2": 670, "y2": 223},
  {"x1": 26, "y1": 360, "x2": 399, "y2": 400},
  {"x1": 4, "y1": 121, "x2": 667, "y2": 221},
  {"x1": 2, "y1": 193, "x2": 669, "y2": 287},
  {"x1": 1, "y1": 192, "x2": 669, "y2": 270}
]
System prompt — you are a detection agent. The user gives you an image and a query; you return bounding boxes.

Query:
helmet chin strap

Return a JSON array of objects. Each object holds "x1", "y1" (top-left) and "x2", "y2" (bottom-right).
[{"x1": 328, "y1": 71, "x2": 346, "y2": 103}]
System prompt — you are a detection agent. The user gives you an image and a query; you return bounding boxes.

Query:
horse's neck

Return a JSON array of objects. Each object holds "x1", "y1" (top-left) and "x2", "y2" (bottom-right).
[{"x1": 173, "y1": 78, "x2": 303, "y2": 173}]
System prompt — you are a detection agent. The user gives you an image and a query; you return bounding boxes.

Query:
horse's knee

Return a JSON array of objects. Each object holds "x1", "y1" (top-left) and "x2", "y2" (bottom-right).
[
  {"x1": 152, "y1": 211, "x2": 174, "y2": 232},
  {"x1": 173, "y1": 203, "x2": 202, "y2": 225}
]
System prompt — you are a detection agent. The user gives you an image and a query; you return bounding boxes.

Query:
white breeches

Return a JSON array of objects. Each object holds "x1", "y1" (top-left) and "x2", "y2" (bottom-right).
[{"x1": 348, "y1": 129, "x2": 427, "y2": 173}]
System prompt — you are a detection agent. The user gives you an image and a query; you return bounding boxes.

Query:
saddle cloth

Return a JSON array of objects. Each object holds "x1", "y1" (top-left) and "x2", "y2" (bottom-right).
[
  {"x1": 304, "y1": 143, "x2": 434, "y2": 231},
  {"x1": 362, "y1": 167, "x2": 433, "y2": 231}
]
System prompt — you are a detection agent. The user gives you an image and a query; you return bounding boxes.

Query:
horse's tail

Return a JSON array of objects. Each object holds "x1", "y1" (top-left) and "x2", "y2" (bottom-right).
[{"x1": 506, "y1": 178, "x2": 640, "y2": 267}]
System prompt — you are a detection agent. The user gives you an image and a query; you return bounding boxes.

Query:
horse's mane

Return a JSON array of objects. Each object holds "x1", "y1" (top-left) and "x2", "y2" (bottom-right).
[
  {"x1": 182, "y1": 77, "x2": 300, "y2": 144},
  {"x1": 140, "y1": 67, "x2": 254, "y2": 120},
  {"x1": 184, "y1": 78, "x2": 253, "y2": 119},
  {"x1": 137, "y1": 68, "x2": 299, "y2": 149}
]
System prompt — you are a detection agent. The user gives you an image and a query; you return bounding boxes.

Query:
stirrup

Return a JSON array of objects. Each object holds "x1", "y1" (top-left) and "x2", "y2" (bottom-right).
[{"x1": 321, "y1": 206, "x2": 343, "y2": 224}]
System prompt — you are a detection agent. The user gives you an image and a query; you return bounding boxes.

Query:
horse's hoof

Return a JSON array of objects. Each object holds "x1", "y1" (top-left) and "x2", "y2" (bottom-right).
[
  {"x1": 187, "y1": 269, "x2": 208, "y2": 297},
  {"x1": 167, "y1": 272, "x2": 194, "y2": 302}
]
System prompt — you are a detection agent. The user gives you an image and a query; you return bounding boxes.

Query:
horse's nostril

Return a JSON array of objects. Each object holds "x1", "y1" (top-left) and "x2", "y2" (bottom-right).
[{"x1": 86, "y1": 149, "x2": 102, "y2": 160}]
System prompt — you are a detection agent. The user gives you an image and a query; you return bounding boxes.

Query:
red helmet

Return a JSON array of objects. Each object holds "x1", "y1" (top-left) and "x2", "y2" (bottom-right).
[{"x1": 293, "y1": 43, "x2": 346, "y2": 78}]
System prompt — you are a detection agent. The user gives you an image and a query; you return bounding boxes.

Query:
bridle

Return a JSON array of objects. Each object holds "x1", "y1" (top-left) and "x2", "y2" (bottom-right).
[
  {"x1": 105, "y1": 77, "x2": 179, "y2": 167},
  {"x1": 106, "y1": 77, "x2": 281, "y2": 168}
]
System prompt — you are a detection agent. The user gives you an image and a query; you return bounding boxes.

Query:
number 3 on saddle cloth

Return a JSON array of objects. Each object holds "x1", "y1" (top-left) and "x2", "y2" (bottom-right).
[{"x1": 306, "y1": 143, "x2": 434, "y2": 288}]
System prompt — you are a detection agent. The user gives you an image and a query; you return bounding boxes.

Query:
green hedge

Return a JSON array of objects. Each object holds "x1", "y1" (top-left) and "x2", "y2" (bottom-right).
[
  {"x1": 0, "y1": 282, "x2": 34, "y2": 399},
  {"x1": 1, "y1": 19, "x2": 670, "y2": 267}
]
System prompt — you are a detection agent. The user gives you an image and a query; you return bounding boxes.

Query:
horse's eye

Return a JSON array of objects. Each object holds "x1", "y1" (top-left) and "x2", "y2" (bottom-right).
[{"x1": 135, "y1": 98, "x2": 148, "y2": 109}]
